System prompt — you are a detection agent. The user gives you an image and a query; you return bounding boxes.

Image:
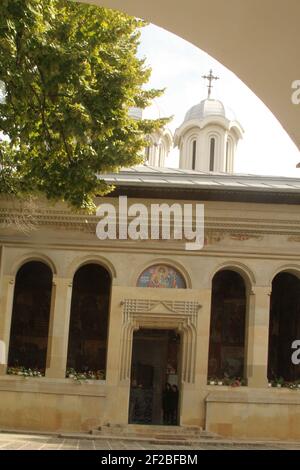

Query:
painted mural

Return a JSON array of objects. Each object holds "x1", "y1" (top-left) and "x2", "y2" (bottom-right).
[{"x1": 137, "y1": 265, "x2": 186, "y2": 289}]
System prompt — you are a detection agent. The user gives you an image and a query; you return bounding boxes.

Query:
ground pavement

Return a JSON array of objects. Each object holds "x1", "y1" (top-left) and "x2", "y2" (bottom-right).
[{"x1": 0, "y1": 431, "x2": 299, "y2": 450}]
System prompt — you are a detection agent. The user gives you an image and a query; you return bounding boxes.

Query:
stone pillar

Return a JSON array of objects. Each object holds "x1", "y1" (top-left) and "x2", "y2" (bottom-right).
[
  {"x1": 45, "y1": 277, "x2": 73, "y2": 378},
  {"x1": 197, "y1": 288, "x2": 212, "y2": 385},
  {"x1": 245, "y1": 286, "x2": 271, "y2": 388},
  {"x1": 181, "y1": 287, "x2": 212, "y2": 428},
  {"x1": 104, "y1": 285, "x2": 135, "y2": 425},
  {"x1": 0, "y1": 274, "x2": 15, "y2": 375}
]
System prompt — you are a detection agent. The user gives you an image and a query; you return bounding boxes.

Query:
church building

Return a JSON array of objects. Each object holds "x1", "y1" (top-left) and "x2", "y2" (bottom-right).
[{"x1": 0, "y1": 73, "x2": 300, "y2": 440}]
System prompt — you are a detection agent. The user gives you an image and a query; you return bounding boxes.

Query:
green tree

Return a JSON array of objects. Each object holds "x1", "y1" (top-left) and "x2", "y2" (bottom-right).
[{"x1": 0, "y1": 0, "x2": 167, "y2": 210}]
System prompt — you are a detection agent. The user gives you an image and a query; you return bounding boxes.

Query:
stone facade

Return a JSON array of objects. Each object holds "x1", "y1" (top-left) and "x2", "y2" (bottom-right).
[{"x1": 0, "y1": 191, "x2": 300, "y2": 439}]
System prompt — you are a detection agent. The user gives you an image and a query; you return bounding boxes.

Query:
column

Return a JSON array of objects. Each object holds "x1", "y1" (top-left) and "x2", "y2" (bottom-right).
[
  {"x1": 197, "y1": 287, "x2": 212, "y2": 385},
  {"x1": 246, "y1": 286, "x2": 271, "y2": 387},
  {"x1": 104, "y1": 285, "x2": 132, "y2": 425},
  {"x1": 0, "y1": 274, "x2": 15, "y2": 375},
  {"x1": 180, "y1": 288, "x2": 212, "y2": 427},
  {"x1": 45, "y1": 277, "x2": 73, "y2": 378}
]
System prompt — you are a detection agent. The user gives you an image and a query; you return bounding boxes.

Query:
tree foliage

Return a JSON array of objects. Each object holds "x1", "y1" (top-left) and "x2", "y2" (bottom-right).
[{"x1": 0, "y1": 0, "x2": 167, "y2": 209}]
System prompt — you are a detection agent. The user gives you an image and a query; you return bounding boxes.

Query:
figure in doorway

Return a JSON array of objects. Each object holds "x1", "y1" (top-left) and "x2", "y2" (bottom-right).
[
  {"x1": 170, "y1": 385, "x2": 179, "y2": 425},
  {"x1": 162, "y1": 383, "x2": 172, "y2": 424}
]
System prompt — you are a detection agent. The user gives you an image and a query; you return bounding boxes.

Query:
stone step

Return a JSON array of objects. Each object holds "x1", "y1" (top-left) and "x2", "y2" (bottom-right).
[
  {"x1": 90, "y1": 424, "x2": 219, "y2": 442},
  {"x1": 90, "y1": 429, "x2": 203, "y2": 440},
  {"x1": 97, "y1": 424, "x2": 203, "y2": 434},
  {"x1": 91, "y1": 430, "x2": 209, "y2": 439},
  {"x1": 61, "y1": 432, "x2": 209, "y2": 446}
]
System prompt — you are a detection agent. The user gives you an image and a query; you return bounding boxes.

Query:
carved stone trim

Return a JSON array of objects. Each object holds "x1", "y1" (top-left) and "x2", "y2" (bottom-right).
[
  {"x1": 119, "y1": 299, "x2": 201, "y2": 384},
  {"x1": 1, "y1": 206, "x2": 300, "y2": 237}
]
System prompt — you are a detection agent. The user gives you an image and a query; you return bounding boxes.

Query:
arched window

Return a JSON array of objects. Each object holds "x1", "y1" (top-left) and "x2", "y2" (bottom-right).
[
  {"x1": 192, "y1": 140, "x2": 197, "y2": 170},
  {"x1": 208, "y1": 270, "x2": 246, "y2": 381},
  {"x1": 226, "y1": 138, "x2": 233, "y2": 172},
  {"x1": 66, "y1": 264, "x2": 111, "y2": 377},
  {"x1": 209, "y1": 137, "x2": 215, "y2": 171},
  {"x1": 137, "y1": 264, "x2": 186, "y2": 288},
  {"x1": 159, "y1": 145, "x2": 163, "y2": 166},
  {"x1": 226, "y1": 140, "x2": 229, "y2": 172},
  {"x1": 145, "y1": 145, "x2": 150, "y2": 162},
  {"x1": 268, "y1": 272, "x2": 300, "y2": 382},
  {"x1": 8, "y1": 261, "x2": 53, "y2": 373}
]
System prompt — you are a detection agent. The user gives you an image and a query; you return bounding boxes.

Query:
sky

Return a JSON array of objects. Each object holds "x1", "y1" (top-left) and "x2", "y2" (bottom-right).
[{"x1": 138, "y1": 24, "x2": 300, "y2": 177}]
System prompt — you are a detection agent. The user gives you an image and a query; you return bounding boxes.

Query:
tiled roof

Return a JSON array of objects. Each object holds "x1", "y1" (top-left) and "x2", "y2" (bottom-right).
[{"x1": 98, "y1": 165, "x2": 300, "y2": 194}]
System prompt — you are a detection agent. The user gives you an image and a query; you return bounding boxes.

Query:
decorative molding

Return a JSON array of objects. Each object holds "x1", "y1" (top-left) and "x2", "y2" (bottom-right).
[
  {"x1": 119, "y1": 299, "x2": 201, "y2": 384},
  {"x1": 204, "y1": 231, "x2": 264, "y2": 246},
  {"x1": 229, "y1": 233, "x2": 263, "y2": 242},
  {"x1": 288, "y1": 235, "x2": 300, "y2": 243},
  {"x1": 204, "y1": 231, "x2": 224, "y2": 245},
  {"x1": 1, "y1": 206, "x2": 300, "y2": 238}
]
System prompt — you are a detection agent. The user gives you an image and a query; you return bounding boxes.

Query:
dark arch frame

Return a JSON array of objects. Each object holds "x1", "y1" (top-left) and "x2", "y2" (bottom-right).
[
  {"x1": 208, "y1": 269, "x2": 247, "y2": 383},
  {"x1": 8, "y1": 261, "x2": 53, "y2": 374},
  {"x1": 66, "y1": 263, "x2": 112, "y2": 378},
  {"x1": 268, "y1": 271, "x2": 300, "y2": 383}
]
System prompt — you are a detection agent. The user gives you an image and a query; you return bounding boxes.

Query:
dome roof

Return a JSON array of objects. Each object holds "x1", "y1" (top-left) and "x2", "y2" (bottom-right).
[{"x1": 184, "y1": 98, "x2": 236, "y2": 123}]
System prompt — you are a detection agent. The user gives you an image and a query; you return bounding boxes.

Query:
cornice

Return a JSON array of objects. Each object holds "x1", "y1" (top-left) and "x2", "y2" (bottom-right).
[{"x1": 1, "y1": 207, "x2": 300, "y2": 234}]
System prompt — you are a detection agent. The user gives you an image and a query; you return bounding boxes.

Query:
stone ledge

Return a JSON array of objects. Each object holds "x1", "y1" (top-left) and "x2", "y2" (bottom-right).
[
  {"x1": 205, "y1": 389, "x2": 300, "y2": 405},
  {"x1": 0, "y1": 376, "x2": 106, "y2": 397}
]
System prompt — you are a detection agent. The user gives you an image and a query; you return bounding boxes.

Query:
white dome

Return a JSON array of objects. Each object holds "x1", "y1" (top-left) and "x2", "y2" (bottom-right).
[
  {"x1": 184, "y1": 98, "x2": 236, "y2": 123},
  {"x1": 175, "y1": 96, "x2": 244, "y2": 174}
]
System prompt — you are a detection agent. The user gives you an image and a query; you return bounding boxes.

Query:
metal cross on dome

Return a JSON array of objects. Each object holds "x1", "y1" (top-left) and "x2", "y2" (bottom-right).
[{"x1": 202, "y1": 69, "x2": 219, "y2": 99}]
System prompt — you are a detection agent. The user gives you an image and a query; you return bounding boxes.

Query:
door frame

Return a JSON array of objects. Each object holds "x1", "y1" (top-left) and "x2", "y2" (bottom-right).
[
  {"x1": 128, "y1": 328, "x2": 182, "y2": 425},
  {"x1": 118, "y1": 299, "x2": 201, "y2": 426}
]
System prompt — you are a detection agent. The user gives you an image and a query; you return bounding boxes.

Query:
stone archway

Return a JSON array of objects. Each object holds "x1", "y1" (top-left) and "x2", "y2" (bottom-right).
[
  {"x1": 118, "y1": 298, "x2": 201, "y2": 426},
  {"x1": 8, "y1": 261, "x2": 53, "y2": 373},
  {"x1": 119, "y1": 299, "x2": 201, "y2": 384},
  {"x1": 66, "y1": 263, "x2": 112, "y2": 377},
  {"x1": 129, "y1": 328, "x2": 181, "y2": 425},
  {"x1": 268, "y1": 272, "x2": 300, "y2": 382},
  {"x1": 208, "y1": 270, "x2": 247, "y2": 382}
]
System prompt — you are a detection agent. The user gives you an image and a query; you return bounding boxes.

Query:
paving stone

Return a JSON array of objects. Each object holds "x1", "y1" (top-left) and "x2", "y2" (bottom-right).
[{"x1": 0, "y1": 431, "x2": 299, "y2": 450}]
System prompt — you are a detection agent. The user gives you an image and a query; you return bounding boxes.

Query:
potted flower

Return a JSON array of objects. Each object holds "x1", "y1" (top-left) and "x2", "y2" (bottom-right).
[
  {"x1": 66, "y1": 368, "x2": 106, "y2": 382},
  {"x1": 7, "y1": 366, "x2": 44, "y2": 377},
  {"x1": 272, "y1": 377, "x2": 284, "y2": 388},
  {"x1": 231, "y1": 378, "x2": 242, "y2": 388}
]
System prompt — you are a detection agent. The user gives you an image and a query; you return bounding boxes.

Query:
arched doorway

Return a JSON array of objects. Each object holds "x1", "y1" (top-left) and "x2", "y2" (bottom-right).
[
  {"x1": 128, "y1": 264, "x2": 185, "y2": 425},
  {"x1": 66, "y1": 263, "x2": 111, "y2": 379},
  {"x1": 268, "y1": 272, "x2": 300, "y2": 383},
  {"x1": 129, "y1": 329, "x2": 180, "y2": 425},
  {"x1": 8, "y1": 261, "x2": 53, "y2": 374},
  {"x1": 208, "y1": 270, "x2": 247, "y2": 383}
]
